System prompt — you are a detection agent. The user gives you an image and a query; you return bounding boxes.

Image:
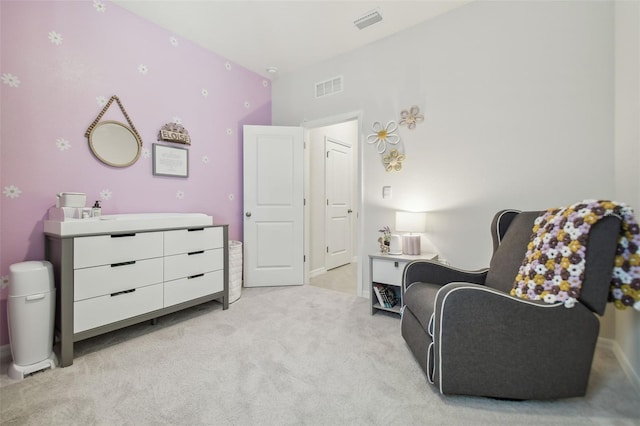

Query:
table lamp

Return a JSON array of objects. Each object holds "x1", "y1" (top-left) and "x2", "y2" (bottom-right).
[{"x1": 396, "y1": 211, "x2": 427, "y2": 255}]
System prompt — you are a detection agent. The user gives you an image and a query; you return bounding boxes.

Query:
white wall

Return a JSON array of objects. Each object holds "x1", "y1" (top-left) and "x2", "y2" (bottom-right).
[
  {"x1": 614, "y1": 0, "x2": 640, "y2": 392},
  {"x1": 274, "y1": 1, "x2": 614, "y2": 277}
]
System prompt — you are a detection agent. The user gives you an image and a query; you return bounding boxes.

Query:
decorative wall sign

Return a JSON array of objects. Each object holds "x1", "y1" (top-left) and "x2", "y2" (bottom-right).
[
  {"x1": 153, "y1": 143, "x2": 189, "y2": 177},
  {"x1": 158, "y1": 122, "x2": 191, "y2": 145},
  {"x1": 399, "y1": 105, "x2": 424, "y2": 130}
]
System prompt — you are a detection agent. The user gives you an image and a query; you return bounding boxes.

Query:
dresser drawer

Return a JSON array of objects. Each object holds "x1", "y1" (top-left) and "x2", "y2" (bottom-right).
[
  {"x1": 74, "y1": 257, "x2": 164, "y2": 301},
  {"x1": 372, "y1": 259, "x2": 409, "y2": 286},
  {"x1": 164, "y1": 227, "x2": 223, "y2": 256},
  {"x1": 74, "y1": 232, "x2": 163, "y2": 269},
  {"x1": 164, "y1": 249, "x2": 223, "y2": 282},
  {"x1": 74, "y1": 283, "x2": 163, "y2": 333},
  {"x1": 164, "y1": 270, "x2": 224, "y2": 307}
]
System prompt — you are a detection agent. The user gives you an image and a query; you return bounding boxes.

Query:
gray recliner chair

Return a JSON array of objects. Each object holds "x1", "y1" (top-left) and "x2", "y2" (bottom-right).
[{"x1": 400, "y1": 209, "x2": 621, "y2": 400}]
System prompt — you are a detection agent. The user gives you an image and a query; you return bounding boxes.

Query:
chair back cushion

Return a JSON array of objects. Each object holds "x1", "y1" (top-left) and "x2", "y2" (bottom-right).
[
  {"x1": 485, "y1": 210, "x2": 621, "y2": 315},
  {"x1": 485, "y1": 211, "x2": 540, "y2": 294}
]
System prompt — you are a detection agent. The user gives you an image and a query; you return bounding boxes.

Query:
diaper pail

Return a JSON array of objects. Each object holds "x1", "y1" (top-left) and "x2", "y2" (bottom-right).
[{"x1": 7, "y1": 261, "x2": 58, "y2": 380}]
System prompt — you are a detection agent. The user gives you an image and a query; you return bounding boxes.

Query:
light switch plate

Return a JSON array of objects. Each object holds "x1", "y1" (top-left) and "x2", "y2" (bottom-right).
[{"x1": 382, "y1": 186, "x2": 392, "y2": 199}]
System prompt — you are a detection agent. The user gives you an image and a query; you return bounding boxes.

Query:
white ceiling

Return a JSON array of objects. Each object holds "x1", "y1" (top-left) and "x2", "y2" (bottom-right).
[{"x1": 113, "y1": 0, "x2": 471, "y2": 78}]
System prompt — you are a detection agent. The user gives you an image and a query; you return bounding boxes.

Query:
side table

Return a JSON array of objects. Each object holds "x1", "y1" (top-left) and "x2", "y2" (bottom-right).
[{"x1": 369, "y1": 252, "x2": 438, "y2": 315}]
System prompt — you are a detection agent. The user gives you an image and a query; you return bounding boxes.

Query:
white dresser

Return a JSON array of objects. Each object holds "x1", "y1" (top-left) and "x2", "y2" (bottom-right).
[{"x1": 45, "y1": 219, "x2": 228, "y2": 367}]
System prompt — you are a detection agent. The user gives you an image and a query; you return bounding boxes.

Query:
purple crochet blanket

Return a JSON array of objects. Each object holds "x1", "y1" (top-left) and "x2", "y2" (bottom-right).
[{"x1": 511, "y1": 200, "x2": 640, "y2": 311}]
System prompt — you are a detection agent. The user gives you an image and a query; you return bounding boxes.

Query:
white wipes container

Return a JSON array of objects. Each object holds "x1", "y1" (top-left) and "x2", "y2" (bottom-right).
[{"x1": 7, "y1": 261, "x2": 58, "y2": 380}]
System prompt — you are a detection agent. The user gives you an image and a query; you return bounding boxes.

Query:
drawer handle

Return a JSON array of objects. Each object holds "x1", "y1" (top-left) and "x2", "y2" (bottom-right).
[
  {"x1": 111, "y1": 289, "x2": 136, "y2": 297},
  {"x1": 188, "y1": 273, "x2": 204, "y2": 279},
  {"x1": 111, "y1": 261, "x2": 136, "y2": 268},
  {"x1": 188, "y1": 228, "x2": 204, "y2": 232},
  {"x1": 188, "y1": 250, "x2": 204, "y2": 256},
  {"x1": 111, "y1": 233, "x2": 136, "y2": 238},
  {"x1": 394, "y1": 261, "x2": 399, "y2": 267}
]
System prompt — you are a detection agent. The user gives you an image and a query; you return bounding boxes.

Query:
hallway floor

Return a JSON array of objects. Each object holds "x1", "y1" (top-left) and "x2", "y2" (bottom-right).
[{"x1": 309, "y1": 262, "x2": 357, "y2": 296}]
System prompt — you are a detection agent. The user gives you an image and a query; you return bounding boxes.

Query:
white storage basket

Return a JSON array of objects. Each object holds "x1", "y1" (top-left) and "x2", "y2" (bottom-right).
[{"x1": 228, "y1": 241, "x2": 243, "y2": 303}]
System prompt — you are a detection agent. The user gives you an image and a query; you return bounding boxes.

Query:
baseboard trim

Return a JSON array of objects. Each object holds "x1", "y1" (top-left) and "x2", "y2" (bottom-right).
[
  {"x1": 310, "y1": 267, "x2": 326, "y2": 278},
  {"x1": 598, "y1": 337, "x2": 640, "y2": 396}
]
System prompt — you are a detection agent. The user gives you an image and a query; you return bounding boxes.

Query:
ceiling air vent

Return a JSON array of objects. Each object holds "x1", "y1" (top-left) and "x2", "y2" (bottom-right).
[
  {"x1": 354, "y1": 9, "x2": 383, "y2": 30},
  {"x1": 315, "y1": 76, "x2": 343, "y2": 98}
]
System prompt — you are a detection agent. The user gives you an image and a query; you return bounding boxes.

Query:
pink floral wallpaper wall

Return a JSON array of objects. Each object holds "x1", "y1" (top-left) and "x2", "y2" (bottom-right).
[{"x1": 0, "y1": 1, "x2": 271, "y2": 344}]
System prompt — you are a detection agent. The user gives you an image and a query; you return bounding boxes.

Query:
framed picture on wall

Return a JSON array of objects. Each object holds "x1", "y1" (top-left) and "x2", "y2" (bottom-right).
[{"x1": 152, "y1": 143, "x2": 189, "y2": 178}]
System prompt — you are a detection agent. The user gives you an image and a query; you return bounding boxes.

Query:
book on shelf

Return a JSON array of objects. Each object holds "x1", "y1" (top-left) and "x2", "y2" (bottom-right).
[
  {"x1": 373, "y1": 284, "x2": 386, "y2": 307},
  {"x1": 373, "y1": 284, "x2": 397, "y2": 308}
]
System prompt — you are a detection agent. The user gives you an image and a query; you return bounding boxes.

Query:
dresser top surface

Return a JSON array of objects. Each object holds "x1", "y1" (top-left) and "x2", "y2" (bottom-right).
[{"x1": 44, "y1": 213, "x2": 215, "y2": 237}]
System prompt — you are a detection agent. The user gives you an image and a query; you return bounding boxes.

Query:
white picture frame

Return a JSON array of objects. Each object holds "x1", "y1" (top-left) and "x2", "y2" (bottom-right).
[{"x1": 152, "y1": 143, "x2": 189, "y2": 178}]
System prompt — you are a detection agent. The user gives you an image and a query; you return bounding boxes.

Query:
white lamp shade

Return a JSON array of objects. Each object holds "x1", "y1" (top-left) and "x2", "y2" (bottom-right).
[{"x1": 395, "y1": 211, "x2": 427, "y2": 233}]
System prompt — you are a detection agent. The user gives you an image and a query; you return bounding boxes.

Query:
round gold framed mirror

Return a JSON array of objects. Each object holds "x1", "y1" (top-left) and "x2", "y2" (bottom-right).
[{"x1": 88, "y1": 120, "x2": 142, "y2": 167}]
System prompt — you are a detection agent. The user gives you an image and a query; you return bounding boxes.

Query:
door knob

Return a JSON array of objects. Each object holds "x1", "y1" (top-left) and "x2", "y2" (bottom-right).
[{"x1": 245, "y1": 212, "x2": 252, "y2": 217}]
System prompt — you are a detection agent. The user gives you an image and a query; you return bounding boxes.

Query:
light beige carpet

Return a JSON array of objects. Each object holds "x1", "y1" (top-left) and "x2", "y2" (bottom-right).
[
  {"x1": 310, "y1": 262, "x2": 357, "y2": 296},
  {"x1": 1, "y1": 285, "x2": 639, "y2": 425}
]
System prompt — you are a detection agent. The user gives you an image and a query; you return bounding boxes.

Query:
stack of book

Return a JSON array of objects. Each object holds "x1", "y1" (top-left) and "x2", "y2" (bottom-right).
[{"x1": 373, "y1": 284, "x2": 398, "y2": 308}]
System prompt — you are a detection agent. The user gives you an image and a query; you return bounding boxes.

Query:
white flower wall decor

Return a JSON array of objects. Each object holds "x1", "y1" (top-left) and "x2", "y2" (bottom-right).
[
  {"x1": 367, "y1": 121, "x2": 400, "y2": 154},
  {"x1": 56, "y1": 137, "x2": 71, "y2": 151},
  {"x1": 1, "y1": 73, "x2": 20, "y2": 88},
  {"x1": 399, "y1": 105, "x2": 424, "y2": 130},
  {"x1": 201, "y1": 89, "x2": 209, "y2": 97},
  {"x1": 176, "y1": 190, "x2": 185, "y2": 199},
  {"x1": 138, "y1": 64, "x2": 148, "y2": 75},
  {"x1": 96, "y1": 96, "x2": 107, "y2": 107},
  {"x1": 3, "y1": 185, "x2": 22, "y2": 198},
  {"x1": 170, "y1": 36, "x2": 178, "y2": 47},
  {"x1": 100, "y1": 189, "x2": 112, "y2": 200},
  {"x1": 48, "y1": 31, "x2": 63, "y2": 46},
  {"x1": 93, "y1": 0, "x2": 106, "y2": 13}
]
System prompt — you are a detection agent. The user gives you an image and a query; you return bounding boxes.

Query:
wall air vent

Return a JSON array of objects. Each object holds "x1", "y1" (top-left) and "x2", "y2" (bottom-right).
[
  {"x1": 354, "y1": 9, "x2": 383, "y2": 30},
  {"x1": 315, "y1": 76, "x2": 344, "y2": 98}
]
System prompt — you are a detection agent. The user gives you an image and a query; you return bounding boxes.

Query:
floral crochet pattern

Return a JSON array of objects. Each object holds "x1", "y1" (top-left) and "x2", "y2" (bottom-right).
[
  {"x1": 399, "y1": 105, "x2": 424, "y2": 130},
  {"x1": 367, "y1": 121, "x2": 400, "y2": 154},
  {"x1": 511, "y1": 200, "x2": 640, "y2": 311}
]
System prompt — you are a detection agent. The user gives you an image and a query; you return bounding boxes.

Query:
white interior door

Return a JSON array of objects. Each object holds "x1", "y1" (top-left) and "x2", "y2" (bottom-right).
[
  {"x1": 243, "y1": 125, "x2": 304, "y2": 287},
  {"x1": 325, "y1": 137, "x2": 352, "y2": 270}
]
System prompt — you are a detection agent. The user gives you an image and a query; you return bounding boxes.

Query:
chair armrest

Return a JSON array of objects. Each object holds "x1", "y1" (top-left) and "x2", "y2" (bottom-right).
[
  {"x1": 402, "y1": 260, "x2": 488, "y2": 294},
  {"x1": 431, "y1": 283, "x2": 599, "y2": 399}
]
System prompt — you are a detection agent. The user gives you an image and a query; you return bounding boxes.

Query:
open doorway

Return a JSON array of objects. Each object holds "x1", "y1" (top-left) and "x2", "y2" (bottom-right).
[{"x1": 304, "y1": 116, "x2": 360, "y2": 296}]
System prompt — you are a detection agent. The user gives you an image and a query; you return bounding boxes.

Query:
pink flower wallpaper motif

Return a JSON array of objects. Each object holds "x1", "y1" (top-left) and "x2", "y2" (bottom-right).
[{"x1": 0, "y1": 0, "x2": 271, "y2": 344}]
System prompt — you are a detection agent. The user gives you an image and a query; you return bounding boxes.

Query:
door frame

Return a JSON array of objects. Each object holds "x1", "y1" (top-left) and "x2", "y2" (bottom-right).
[{"x1": 302, "y1": 111, "x2": 365, "y2": 297}]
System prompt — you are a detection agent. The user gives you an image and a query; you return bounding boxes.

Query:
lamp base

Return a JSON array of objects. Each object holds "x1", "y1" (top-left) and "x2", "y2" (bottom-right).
[
  {"x1": 388, "y1": 235, "x2": 402, "y2": 254},
  {"x1": 402, "y1": 235, "x2": 421, "y2": 255}
]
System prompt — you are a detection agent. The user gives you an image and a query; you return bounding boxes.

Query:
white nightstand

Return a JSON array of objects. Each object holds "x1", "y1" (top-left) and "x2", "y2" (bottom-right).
[{"x1": 369, "y1": 252, "x2": 438, "y2": 316}]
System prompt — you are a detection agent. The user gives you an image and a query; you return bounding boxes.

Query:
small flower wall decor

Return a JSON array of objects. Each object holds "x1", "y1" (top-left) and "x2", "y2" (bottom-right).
[
  {"x1": 96, "y1": 96, "x2": 107, "y2": 107},
  {"x1": 93, "y1": 0, "x2": 106, "y2": 13},
  {"x1": 201, "y1": 89, "x2": 209, "y2": 97},
  {"x1": 172, "y1": 116, "x2": 182, "y2": 125},
  {"x1": 262, "y1": 80, "x2": 269, "y2": 87},
  {"x1": 142, "y1": 148, "x2": 151, "y2": 159},
  {"x1": 202, "y1": 155, "x2": 210, "y2": 164},
  {"x1": 176, "y1": 190, "x2": 185, "y2": 199},
  {"x1": 170, "y1": 36, "x2": 178, "y2": 47},
  {"x1": 225, "y1": 62, "x2": 232, "y2": 71},
  {"x1": 367, "y1": 121, "x2": 400, "y2": 154},
  {"x1": 138, "y1": 64, "x2": 148, "y2": 75},
  {"x1": 100, "y1": 189, "x2": 112, "y2": 200},
  {"x1": 244, "y1": 101, "x2": 251, "y2": 109},
  {"x1": 383, "y1": 149, "x2": 405, "y2": 172},
  {"x1": 226, "y1": 128, "x2": 233, "y2": 135},
  {"x1": 399, "y1": 105, "x2": 424, "y2": 130},
  {"x1": 1, "y1": 73, "x2": 20, "y2": 88},
  {"x1": 48, "y1": 31, "x2": 63, "y2": 46},
  {"x1": 56, "y1": 137, "x2": 71, "y2": 151},
  {"x1": 3, "y1": 185, "x2": 22, "y2": 198}
]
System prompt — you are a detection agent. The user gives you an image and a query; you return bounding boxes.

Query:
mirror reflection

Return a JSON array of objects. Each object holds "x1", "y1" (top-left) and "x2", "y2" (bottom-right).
[{"x1": 89, "y1": 120, "x2": 141, "y2": 167}]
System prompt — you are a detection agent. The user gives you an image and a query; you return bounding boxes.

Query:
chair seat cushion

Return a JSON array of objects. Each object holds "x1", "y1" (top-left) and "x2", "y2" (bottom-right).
[{"x1": 404, "y1": 282, "x2": 441, "y2": 333}]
